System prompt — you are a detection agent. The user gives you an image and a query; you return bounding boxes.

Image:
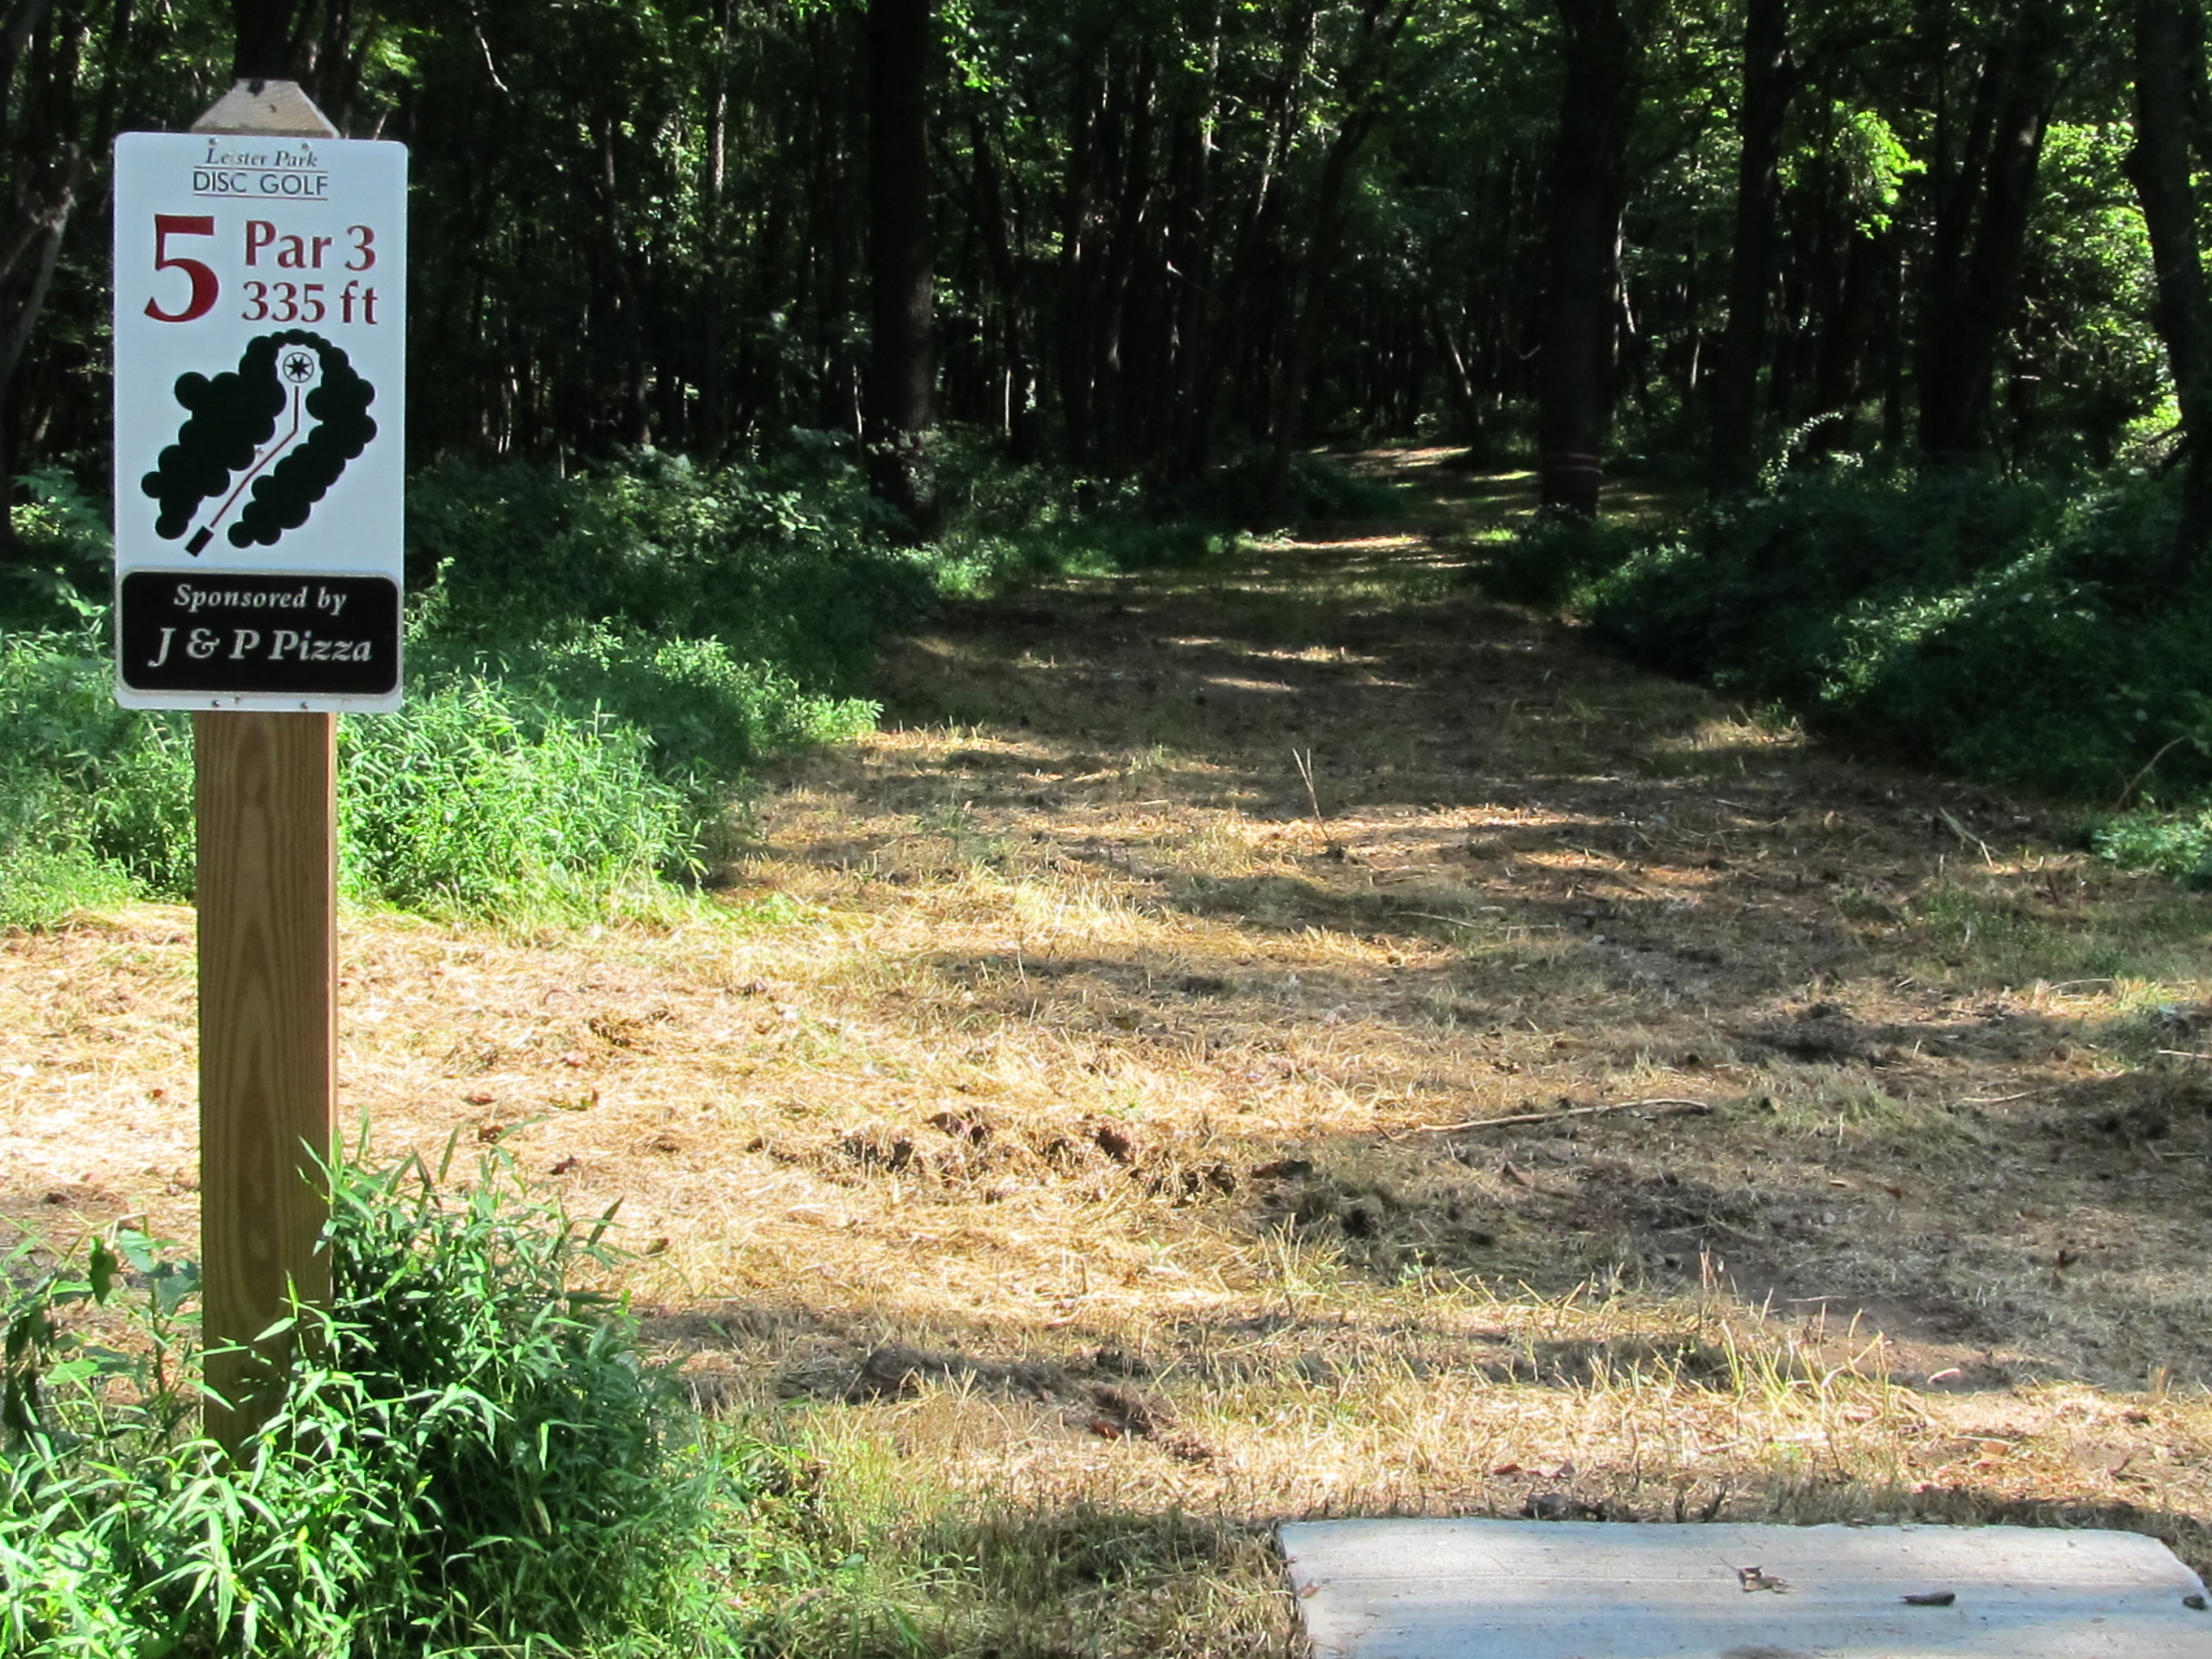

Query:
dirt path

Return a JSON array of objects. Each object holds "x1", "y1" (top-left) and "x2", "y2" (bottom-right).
[
  {"x1": 8, "y1": 449, "x2": 2212, "y2": 1636},
  {"x1": 766, "y1": 447, "x2": 2212, "y2": 1387}
]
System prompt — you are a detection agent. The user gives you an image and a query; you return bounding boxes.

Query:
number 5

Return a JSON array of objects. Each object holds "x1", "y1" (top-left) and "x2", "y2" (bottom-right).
[{"x1": 145, "y1": 215, "x2": 217, "y2": 322}]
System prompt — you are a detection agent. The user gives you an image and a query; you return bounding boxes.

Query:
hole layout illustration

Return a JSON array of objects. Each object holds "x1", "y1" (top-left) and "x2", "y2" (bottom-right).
[{"x1": 140, "y1": 327, "x2": 377, "y2": 555}]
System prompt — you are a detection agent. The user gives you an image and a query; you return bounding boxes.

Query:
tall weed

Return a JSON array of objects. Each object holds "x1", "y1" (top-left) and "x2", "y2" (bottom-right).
[
  {"x1": 0, "y1": 626, "x2": 192, "y2": 919},
  {"x1": 1, "y1": 1148, "x2": 739, "y2": 1657},
  {"x1": 338, "y1": 677, "x2": 701, "y2": 923}
]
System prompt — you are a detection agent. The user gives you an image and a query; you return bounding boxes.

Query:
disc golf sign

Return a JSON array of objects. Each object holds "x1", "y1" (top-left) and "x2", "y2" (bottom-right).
[{"x1": 113, "y1": 131, "x2": 405, "y2": 709}]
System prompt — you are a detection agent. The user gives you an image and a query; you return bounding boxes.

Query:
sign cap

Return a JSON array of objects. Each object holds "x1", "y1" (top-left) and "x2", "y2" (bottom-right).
[{"x1": 190, "y1": 79, "x2": 337, "y2": 139}]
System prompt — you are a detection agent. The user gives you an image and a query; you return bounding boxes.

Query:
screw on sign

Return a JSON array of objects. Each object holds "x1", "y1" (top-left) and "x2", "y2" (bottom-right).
[
  {"x1": 113, "y1": 116, "x2": 405, "y2": 709},
  {"x1": 112, "y1": 82, "x2": 405, "y2": 1453}
]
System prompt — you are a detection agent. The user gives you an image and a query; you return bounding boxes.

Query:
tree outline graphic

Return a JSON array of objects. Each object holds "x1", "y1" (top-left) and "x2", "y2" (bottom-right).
[{"x1": 140, "y1": 328, "x2": 377, "y2": 555}]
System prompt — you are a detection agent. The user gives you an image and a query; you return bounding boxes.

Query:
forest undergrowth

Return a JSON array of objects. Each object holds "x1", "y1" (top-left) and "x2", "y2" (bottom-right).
[{"x1": 8, "y1": 448, "x2": 2212, "y2": 1654}]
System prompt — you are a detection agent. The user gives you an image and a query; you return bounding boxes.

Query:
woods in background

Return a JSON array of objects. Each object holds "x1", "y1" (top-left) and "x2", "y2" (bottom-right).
[{"x1": 0, "y1": 0, "x2": 2201, "y2": 529}]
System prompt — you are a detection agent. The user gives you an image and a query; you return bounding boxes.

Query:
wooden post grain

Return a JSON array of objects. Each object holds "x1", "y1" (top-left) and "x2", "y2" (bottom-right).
[
  {"x1": 197, "y1": 708, "x2": 336, "y2": 1448},
  {"x1": 187, "y1": 81, "x2": 344, "y2": 1453}
]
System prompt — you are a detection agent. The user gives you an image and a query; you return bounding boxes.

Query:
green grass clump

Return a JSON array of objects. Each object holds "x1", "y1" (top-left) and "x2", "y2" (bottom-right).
[
  {"x1": 2, "y1": 1149, "x2": 742, "y2": 1657},
  {"x1": 407, "y1": 447, "x2": 933, "y2": 696},
  {"x1": 0, "y1": 624, "x2": 195, "y2": 922},
  {"x1": 338, "y1": 677, "x2": 702, "y2": 923},
  {"x1": 0, "y1": 636, "x2": 707, "y2": 928},
  {"x1": 505, "y1": 624, "x2": 879, "y2": 782},
  {"x1": 2093, "y1": 808, "x2": 2212, "y2": 884},
  {"x1": 1584, "y1": 465, "x2": 2212, "y2": 806}
]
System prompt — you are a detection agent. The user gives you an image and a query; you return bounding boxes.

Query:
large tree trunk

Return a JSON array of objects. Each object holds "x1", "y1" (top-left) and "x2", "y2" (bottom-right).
[
  {"x1": 1537, "y1": 0, "x2": 1640, "y2": 516},
  {"x1": 1804, "y1": 224, "x2": 1890, "y2": 448},
  {"x1": 2127, "y1": 0, "x2": 2212, "y2": 584},
  {"x1": 865, "y1": 0, "x2": 935, "y2": 536},
  {"x1": 1707, "y1": 0, "x2": 1790, "y2": 484},
  {"x1": 1055, "y1": 54, "x2": 1105, "y2": 465}
]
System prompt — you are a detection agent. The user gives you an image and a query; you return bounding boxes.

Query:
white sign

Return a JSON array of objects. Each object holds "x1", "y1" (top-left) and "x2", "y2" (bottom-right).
[{"x1": 112, "y1": 131, "x2": 406, "y2": 711}]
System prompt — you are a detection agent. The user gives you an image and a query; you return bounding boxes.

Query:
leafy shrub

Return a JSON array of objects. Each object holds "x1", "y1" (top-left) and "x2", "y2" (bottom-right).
[
  {"x1": 1585, "y1": 465, "x2": 2212, "y2": 804},
  {"x1": 407, "y1": 447, "x2": 933, "y2": 692},
  {"x1": 927, "y1": 428, "x2": 1229, "y2": 589},
  {"x1": 1, "y1": 468, "x2": 110, "y2": 633},
  {"x1": 1469, "y1": 507, "x2": 1646, "y2": 609},
  {"x1": 2091, "y1": 809, "x2": 2212, "y2": 885},
  {"x1": 1, "y1": 1149, "x2": 736, "y2": 1657}
]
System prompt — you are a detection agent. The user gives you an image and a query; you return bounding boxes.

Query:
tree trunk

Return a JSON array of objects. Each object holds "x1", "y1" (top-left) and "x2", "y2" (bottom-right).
[
  {"x1": 2126, "y1": 0, "x2": 2212, "y2": 583},
  {"x1": 1056, "y1": 55, "x2": 1105, "y2": 464},
  {"x1": 1707, "y1": 0, "x2": 1790, "y2": 484},
  {"x1": 1537, "y1": 0, "x2": 1640, "y2": 516},
  {"x1": 1262, "y1": 0, "x2": 1408, "y2": 519},
  {"x1": 865, "y1": 0, "x2": 934, "y2": 535},
  {"x1": 1187, "y1": 1, "x2": 1315, "y2": 477},
  {"x1": 1917, "y1": 5, "x2": 2058, "y2": 458},
  {"x1": 1806, "y1": 225, "x2": 1889, "y2": 448},
  {"x1": 0, "y1": 0, "x2": 84, "y2": 566},
  {"x1": 229, "y1": 0, "x2": 307, "y2": 81},
  {"x1": 967, "y1": 111, "x2": 1039, "y2": 461},
  {"x1": 1262, "y1": 102, "x2": 1376, "y2": 519}
]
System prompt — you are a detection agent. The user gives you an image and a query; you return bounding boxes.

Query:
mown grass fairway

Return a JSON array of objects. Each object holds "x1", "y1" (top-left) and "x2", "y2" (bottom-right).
[{"x1": 8, "y1": 452, "x2": 2212, "y2": 1653}]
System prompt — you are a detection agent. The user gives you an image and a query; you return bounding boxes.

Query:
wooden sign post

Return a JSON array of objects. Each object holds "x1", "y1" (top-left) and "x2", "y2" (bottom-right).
[
  {"x1": 112, "y1": 82, "x2": 407, "y2": 1449},
  {"x1": 196, "y1": 685, "x2": 335, "y2": 1448}
]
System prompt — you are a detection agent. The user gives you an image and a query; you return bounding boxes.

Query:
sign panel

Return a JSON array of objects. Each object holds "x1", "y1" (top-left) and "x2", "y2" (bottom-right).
[{"x1": 113, "y1": 131, "x2": 406, "y2": 710}]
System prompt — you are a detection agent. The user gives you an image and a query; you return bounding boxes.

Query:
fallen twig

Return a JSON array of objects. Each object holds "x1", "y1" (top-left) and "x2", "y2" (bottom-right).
[
  {"x1": 1935, "y1": 806, "x2": 1994, "y2": 867},
  {"x1": 1389, "y1": 1097, "x2": 1712, "y2": 1139},
  {"x1": 2115, "y1": 735, "x2": 2193, "y2": 812}
]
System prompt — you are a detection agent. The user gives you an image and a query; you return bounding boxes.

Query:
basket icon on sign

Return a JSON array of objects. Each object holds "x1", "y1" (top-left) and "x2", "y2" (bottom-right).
[{"x1": 140, "y1": 327, "x2": 377, "y2": 555}]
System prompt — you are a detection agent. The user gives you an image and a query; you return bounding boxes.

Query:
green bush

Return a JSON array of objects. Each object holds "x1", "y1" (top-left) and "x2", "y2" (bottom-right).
[
  {"x1": 1468, "y1": 507, "x2": 1646, "y2": 609},
  {"x1": 407, "y1": 448, "x2": 933, "y2": 693},
  {"x1": 2091, "y1": 808, "x2": 2212, "y2": 885},
  {"x1": 1, "y1": 469, "x2": 110, "y2": 634},
  {"x1": 1585, "y1": 465, "x2": 2212, "y2": 804},
  {"x1": 1, "y1": 1149, "x2": 739, "y2": 1657},
  {"x1": 926, "y1": 428, "x2": 1230, "y2": 590}
]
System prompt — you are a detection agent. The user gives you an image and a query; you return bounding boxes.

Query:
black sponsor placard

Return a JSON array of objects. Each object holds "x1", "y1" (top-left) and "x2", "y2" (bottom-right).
[{"x1": 118, "y1": 570, "x2": 399, "y2": 698}]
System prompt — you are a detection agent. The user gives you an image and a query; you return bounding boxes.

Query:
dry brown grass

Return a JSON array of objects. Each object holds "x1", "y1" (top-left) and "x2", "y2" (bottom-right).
[{"x1": 7, "y1": 447, "x2": 2212, "y2": 1653}]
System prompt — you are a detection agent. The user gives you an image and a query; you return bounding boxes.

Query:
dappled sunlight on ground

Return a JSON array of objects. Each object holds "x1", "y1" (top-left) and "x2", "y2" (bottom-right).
[{"x1": 9, "y1": 455, "x2": 2212, "y2": 1615}]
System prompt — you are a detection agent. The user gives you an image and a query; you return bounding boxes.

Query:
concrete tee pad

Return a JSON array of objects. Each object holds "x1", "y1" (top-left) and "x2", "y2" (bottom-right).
[{"x1": 1280, "y1": 1519, "x2": 2212, "y2": 1657}]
